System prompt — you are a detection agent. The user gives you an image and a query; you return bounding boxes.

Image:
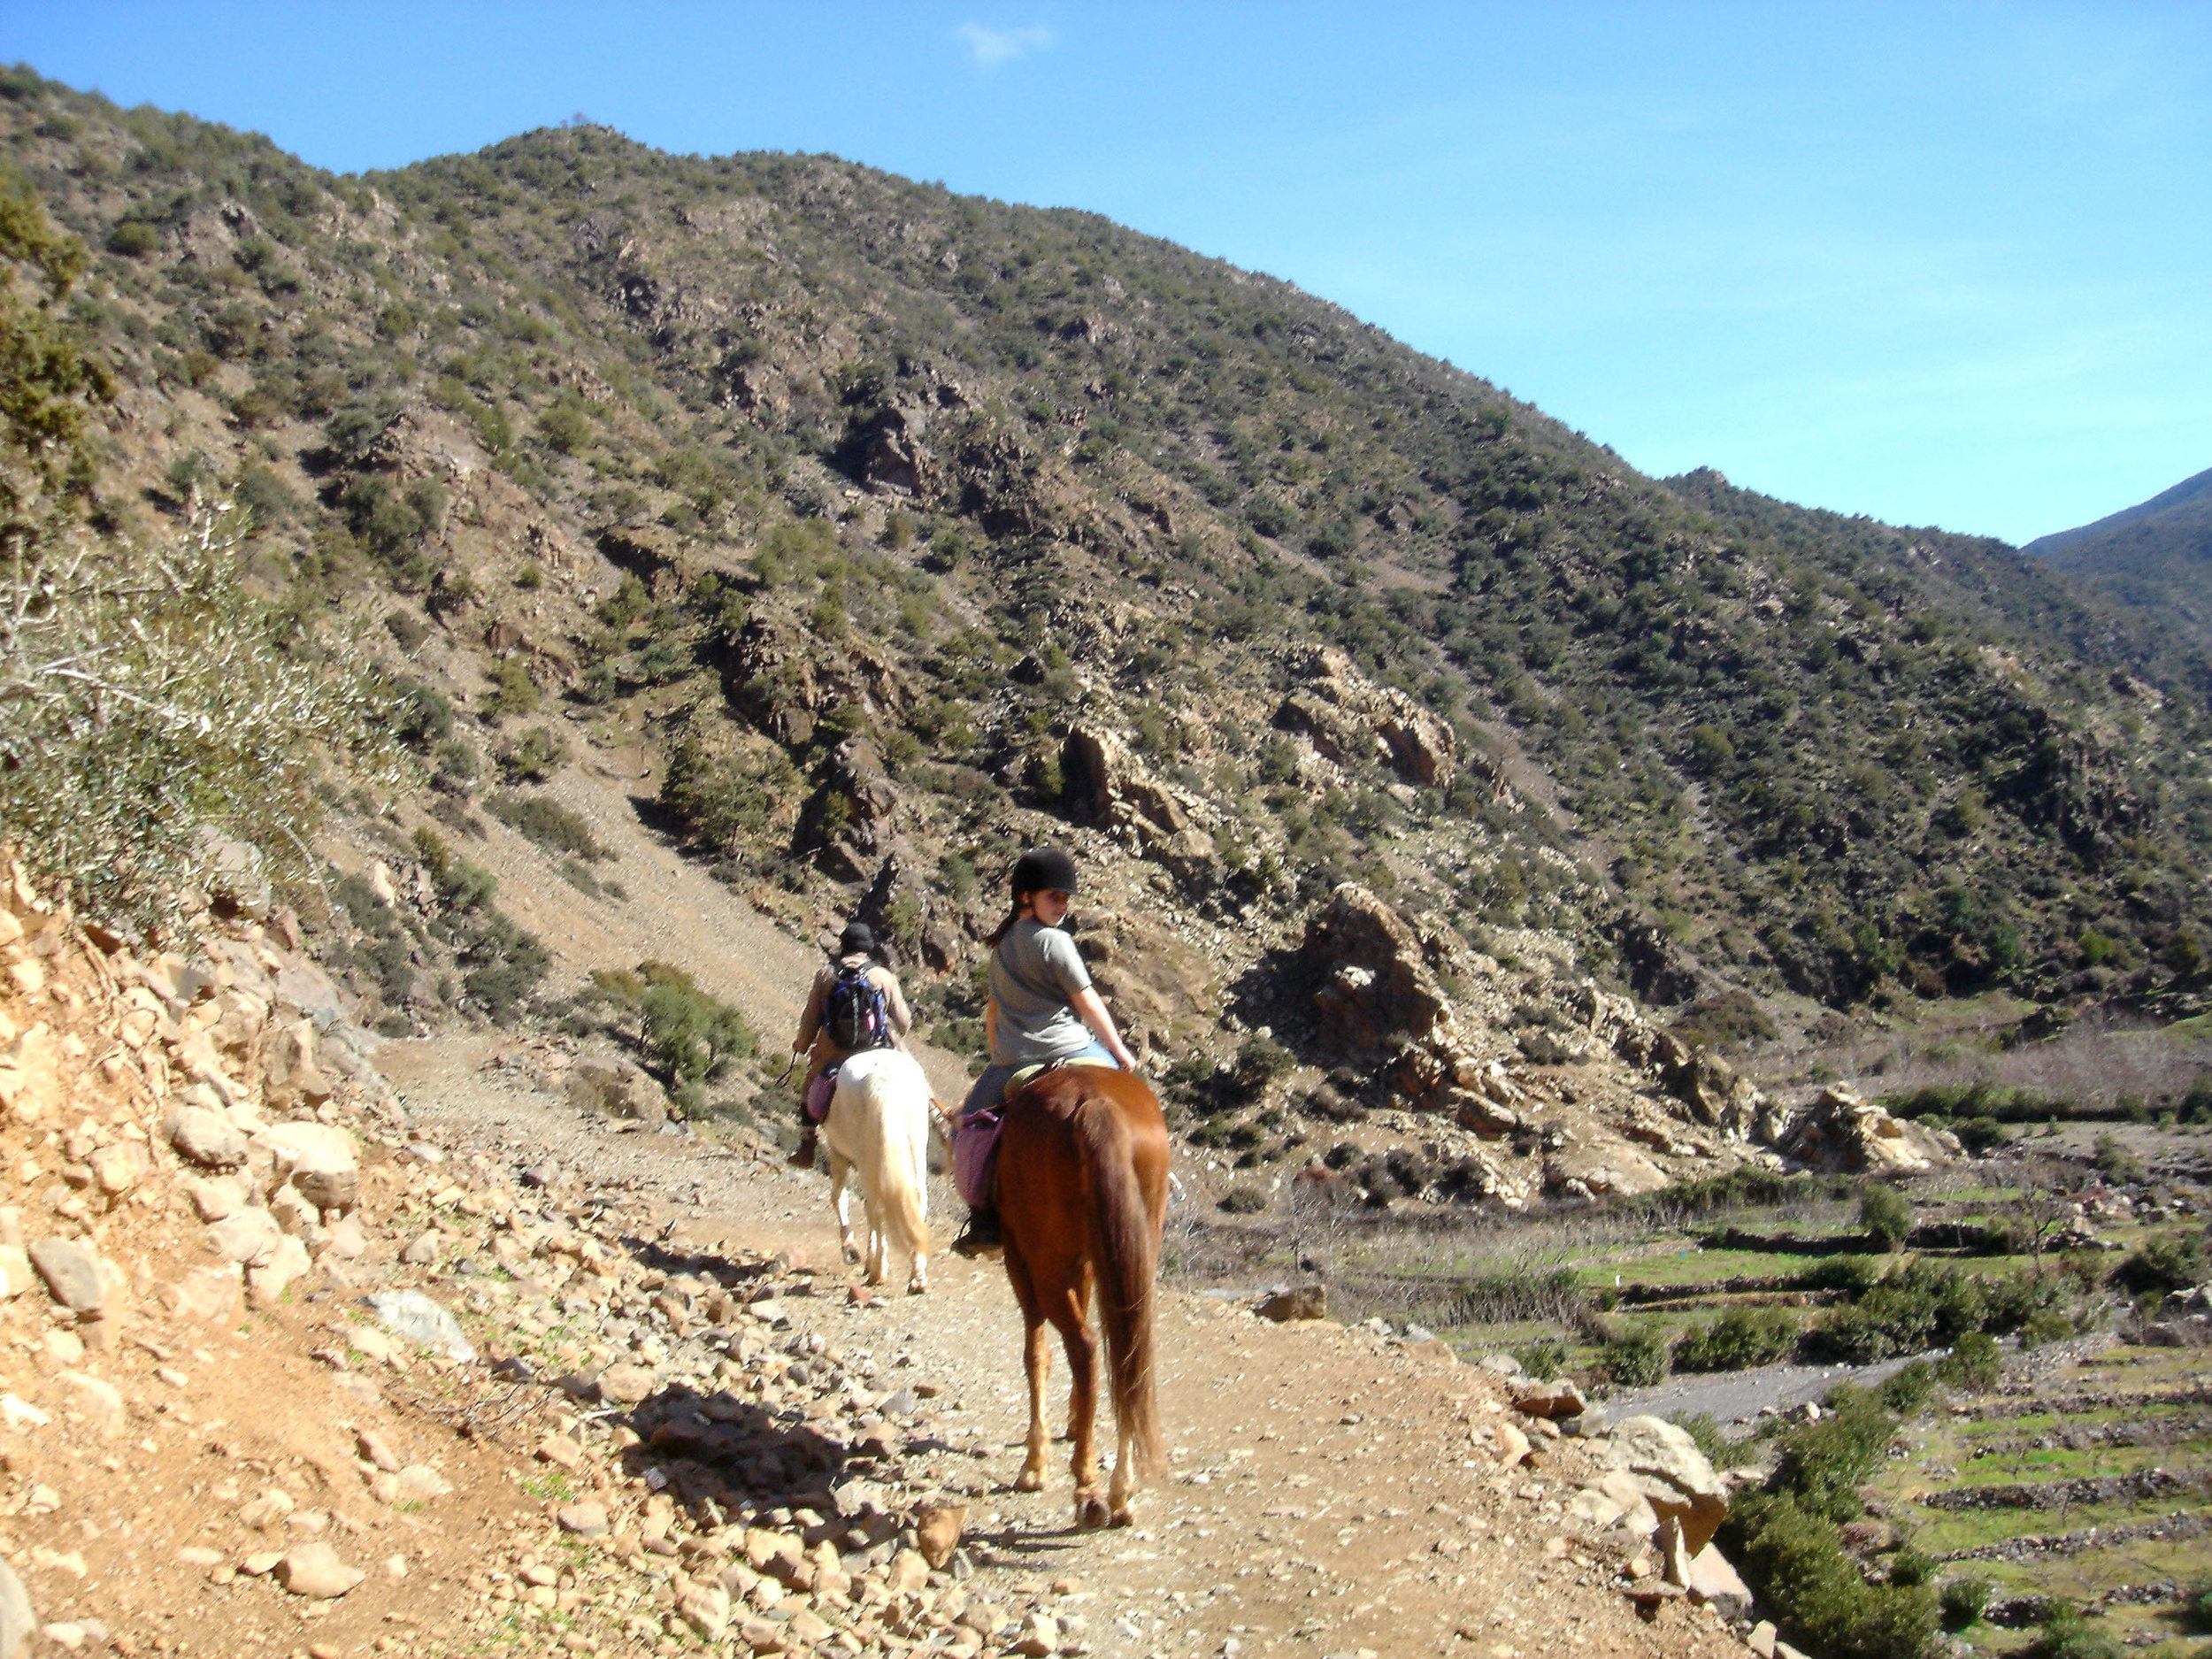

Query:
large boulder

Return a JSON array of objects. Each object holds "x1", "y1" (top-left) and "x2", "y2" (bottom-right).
[
  {"x1": 1768, "y1": 1087, "x2": 1956, "y2": 1175},
  {"x1": 1299, "y1": 884, "x2": 1454, "y2": 1053},
  {"x1": 565, "y1": 1058, "x2": 669, "y2": 1127},
  {"x1": 261, "y1": 1121, "x2": 359, "y2": 1213},
  {"x1": 1601, "y1": 1415, "x2": 1730, "y2": 1555}
]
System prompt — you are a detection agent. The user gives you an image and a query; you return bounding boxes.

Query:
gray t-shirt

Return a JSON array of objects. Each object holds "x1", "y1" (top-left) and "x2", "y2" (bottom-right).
[{"x1": 990, "y1": 918, "x2": 1094, "y2": 1064}]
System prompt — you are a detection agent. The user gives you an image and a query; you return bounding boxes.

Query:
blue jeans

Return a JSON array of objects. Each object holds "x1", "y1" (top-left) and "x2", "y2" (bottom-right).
[{"x1": 958, "y1": 1042, "x2": 1118, "y2": 1121}]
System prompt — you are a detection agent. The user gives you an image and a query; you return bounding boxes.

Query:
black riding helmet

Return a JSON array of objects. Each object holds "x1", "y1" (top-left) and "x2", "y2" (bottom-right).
[{"x1": 1010, "y1": 846, "x2": 1079, "y2": 901}]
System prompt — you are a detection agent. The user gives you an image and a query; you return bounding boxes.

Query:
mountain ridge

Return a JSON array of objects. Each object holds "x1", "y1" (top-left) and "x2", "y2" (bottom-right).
[{"x1": 7, "y1": 65, "x2": 2212, "y2": 1111}]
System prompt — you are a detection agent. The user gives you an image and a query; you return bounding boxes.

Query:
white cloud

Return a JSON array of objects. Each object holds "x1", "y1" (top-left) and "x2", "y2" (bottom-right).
[{"x1": 956, "y1": 22, "x2": 1053, "y2": 69}]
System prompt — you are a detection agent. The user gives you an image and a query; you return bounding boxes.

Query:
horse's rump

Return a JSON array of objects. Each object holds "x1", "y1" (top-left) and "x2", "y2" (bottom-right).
[
  {"x1": 999, "y1": 1067, "x2": 1169, "y2": 1481},
  {"x1": 827, "y1": 1049, "x2": 931, "y2": 1259}
]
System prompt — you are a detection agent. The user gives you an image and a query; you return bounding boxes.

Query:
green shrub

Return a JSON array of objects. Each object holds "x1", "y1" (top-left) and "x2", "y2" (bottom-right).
[
  {"x1": 2110, "y1": 1230, "x2": 2208, "y2": 1296},
  {"x1": 1217, "y1": 1181, "x2": 1268, "y2": 1214},
  {"x1": 1939, "y1": 1575, "x2": 1992, "y2": 1630},
  {"x1": 1724, "y1": 1493, "x2": 1939, "y2": 1659},
  {"x1": 1767, "y1": 1387, "x2": 1895, "y2": 1522},
  {"x1": 2027, "y1": 1601, "x2": 2123, "y2": 1659},
  {"x1": 1604, "y1": 1329, "x2": 1671, "y2": 1388},
  {"x1": 2184, "y1": 1572, "x2": 2212, "y2": 1632},
  {"x1": 1880, "y1": 1359, "x2": 1939, "y2": 1416},
  {"x1": 1889, "y1": 1546, "x2": 1937, "y2": 1586},
  {"x1": 1675, "y1": 1307, "x2": 1800, "y2": 1372},
  {"x1": 486, "y1": 792, "x2": 607, "y2": 861},
  {"x1": 2020, "y1": 1308, "x2": 2076, "y2": 1348},
  {"x1": 1860, "y1": 1183, "x2": 1914, "y2": 1250},
  {"x1": 494, "y1": 725, "x2": 569, "y2": 784},
  {"x1": 1936, "y1": 1331, "x2": 2002, "y2": 1393},
  {"x1": 1512, "y1": 1340, "x2": 1564, "y2": 1382}
]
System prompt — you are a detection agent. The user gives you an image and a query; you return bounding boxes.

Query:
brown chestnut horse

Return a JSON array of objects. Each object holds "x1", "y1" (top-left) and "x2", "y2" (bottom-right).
[{"x1": 993, "y1": 1064, "x2": 1170, "y2": 1527}]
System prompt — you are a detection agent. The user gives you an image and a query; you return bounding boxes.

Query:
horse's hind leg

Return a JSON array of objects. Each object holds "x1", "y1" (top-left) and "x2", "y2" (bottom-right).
[
  {"x1": 1043, "y1": 1278, "x2": 1106, "y2": 1528},
  {"x1": 1108, "y1": 1405, "x2": 1135, "y2": 1527},
  {"x1": 1003, "y1": 1244, "x2": 1052, "y2": 1493},
  {"x1": 828, "y1": 1152, "x2": 860, "y2": 1265}
]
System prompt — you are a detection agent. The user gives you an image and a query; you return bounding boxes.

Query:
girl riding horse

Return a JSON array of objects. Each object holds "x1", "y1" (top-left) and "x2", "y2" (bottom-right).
[{"x1": 951, "y1": 846, "x2": 1140, "y2": 1256}]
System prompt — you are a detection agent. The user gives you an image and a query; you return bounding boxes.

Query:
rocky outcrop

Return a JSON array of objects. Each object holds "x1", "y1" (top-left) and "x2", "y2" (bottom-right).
[
  {"x1": 1765, "y1": 1087, "x2": 1958, "y2": 1175},
  {"x1": 1272, "y1": 647, "x2": 1456, "y2": 789},
  {"x1": 1600, "y1": 1416, "x2": 1731, "y2": 1555},
  {"x1": 1060, "y1": 726, "x2": 1217, "y2": 881},
  {"x1": 1299, "y1": 883, "x2": 1456, "y2": 1053},
  {"x1": 723, "y1": 612, "x2": 908, "y2": 749},
  {"x1": 563, "y1": 1057, "x2": 670, "y2": 1127}
]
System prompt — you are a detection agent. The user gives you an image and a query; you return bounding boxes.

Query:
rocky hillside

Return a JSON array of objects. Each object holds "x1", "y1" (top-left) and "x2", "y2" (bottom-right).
[
  {"x1": 2028, "y1": 465, "x2": 2212, "y2": 654},
  {"x1": 5, "y1": 64, "x2": 2212, "y2": 1173}
]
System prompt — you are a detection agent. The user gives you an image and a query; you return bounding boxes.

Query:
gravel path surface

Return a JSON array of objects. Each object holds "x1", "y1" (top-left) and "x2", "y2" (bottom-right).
[
  {"x1": 1616, "y1": 1355, "x2": 1930, "y2": 1440},
  {"x1": 380, "y1": 1031, "x2": 1743, "y2": 1659}
]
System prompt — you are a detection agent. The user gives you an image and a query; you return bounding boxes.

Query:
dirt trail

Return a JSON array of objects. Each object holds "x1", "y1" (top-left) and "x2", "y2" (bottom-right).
[
  {"x1": 357, "y1": 763, "x2": 1744, "y2": 1658},
  {"x1": 388, "y1": 1034, "x2": 1740, "y2": 1659}
]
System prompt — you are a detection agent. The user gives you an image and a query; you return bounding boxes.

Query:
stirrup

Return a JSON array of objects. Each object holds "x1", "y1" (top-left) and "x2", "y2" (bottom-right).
[{"x1": 950, "y1": 1209, "x2": 1002, "y2": 1259}]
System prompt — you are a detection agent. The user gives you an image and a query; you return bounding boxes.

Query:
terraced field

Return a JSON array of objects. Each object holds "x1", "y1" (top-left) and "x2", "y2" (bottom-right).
[{"x1": 1882, "y1": 1345, "x2": 2212, "y2": 1654}]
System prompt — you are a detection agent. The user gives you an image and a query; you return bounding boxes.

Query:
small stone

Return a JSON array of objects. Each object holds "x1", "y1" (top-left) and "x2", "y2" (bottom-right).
[
  {"x1": 395, "y1": 1465, "x2": 450, "y2": 1501},
  {"x1": 357, "y1": 1429, "x2": 403, "y2": 1472},
  {"x1": 56, "y1": 1371, "x2": 124, "y2": 1433},
  {"x1": 206, "y1": 1209, "x2": 282, "y2": 1267},
  {"x1": 887, "y1": 1548, "x2": 931, "y2": 1594},
  {"x1": 0, "y1": 1558, "x2": 34, "y2": 1659},
  {"x1": 1014, "y1": 1611, "x2": 1060, "y2": 1656},
  {"x1": 88, "y1": 1141, "x2": 148, "y2": 1199},
  {"x1": 557, "y1": 1502, "x2": 610, "y2": 1537},
  {"x1": 917, "y1": 1502, "x2": 968, "y2": 1569},
  {"x1": 27, "y1": 1238, "x2": 105, "y2": 1314},
  {"x1": 0, "y1": 1244, "x2": 31, "y2": 1301},
  {"x1": 400, "y1": 1231, "x2": 440, "y2": 1266},
  {"x1": 596, "y1": 1363, "x2": 655, "y2": 1405},
  {"x1": 321, "y1": 1215, "x2": 369, "y2": 1259},
  {"x1": 278, "y1": 1540, "x2": 364, "y2": 1598},
  {"x1": 677, "y1": 1584, "x2": 730, "y2": 1640},
  {"x1": 1746, "y1": 1621, "x2": 1778, "y2": 1658},
  {"x1": 165, "y1": 1105, "x2": 249, "y2": 1171}
]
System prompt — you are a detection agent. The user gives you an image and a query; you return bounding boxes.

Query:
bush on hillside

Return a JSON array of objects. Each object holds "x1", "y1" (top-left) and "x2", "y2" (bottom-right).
[
  {"x1": 1673, "y1": 1307, "x2": 1800, "y2": 1372},
  {"x1": 1723, "y1": 1493, "x2": 1940, "y2": 1659},
  {"x1": 1603, "y1": 1328, "x2": 1671, "y2": 1388},
  {"x1": 1939, "y1": 1574, "x2": 1993, "y2": 1630},
  {"x1": 1936, "y1": 1331, "x2": 2003, "y2": 1393},
  {"x1": 1860, "y1": 1182, "x2": 1914, "y2": 1250}
]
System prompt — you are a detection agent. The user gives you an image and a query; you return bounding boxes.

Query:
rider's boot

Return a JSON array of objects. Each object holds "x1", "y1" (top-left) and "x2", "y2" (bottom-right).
[
  {"x1": 787, "y1": 1115, "x2": 818, "y2": 1171},
  {"x1": 949, "y1": 1204, "x2": 1001, "y2": 1258}
]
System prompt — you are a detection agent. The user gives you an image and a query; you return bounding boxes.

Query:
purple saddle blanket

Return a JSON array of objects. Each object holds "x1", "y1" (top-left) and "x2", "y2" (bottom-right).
[
  {"x1": 954, "y1": 1106, "x2": 1001, "y2": 1207},
  {"x1": 804, "y1": 1068, "x2": 836, "y2": 1123}
]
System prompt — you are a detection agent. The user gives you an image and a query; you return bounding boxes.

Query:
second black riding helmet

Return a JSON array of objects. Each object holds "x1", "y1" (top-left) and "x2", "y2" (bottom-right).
[{"x1": 1010, "y1": 846, "x2": 1079, "y2": 898}]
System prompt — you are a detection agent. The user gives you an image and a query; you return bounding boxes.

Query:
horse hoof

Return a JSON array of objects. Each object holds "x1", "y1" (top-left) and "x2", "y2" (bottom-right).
[
  {"x1": 907, "y1": 1278, "x2": 926, "y2": 1296},
  {"x1": 1014, "y1": 1471, "x2": 1044, "y2": 1494},
  {"x1": 841, "y1": 1244, "x2": 861, "y2": 1264},
  {"x1": 1110, "y1": 1504, "x2": 1134, "y2": 1528},
  {"x1": 1074, "y1": 1492, "x2": 1110, "y2": 1530}
]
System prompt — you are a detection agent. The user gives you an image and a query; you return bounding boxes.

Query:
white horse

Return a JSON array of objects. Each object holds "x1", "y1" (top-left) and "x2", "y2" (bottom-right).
[{"x1": 821, "y1": 1048, "x2": 934, "y2": 1294}]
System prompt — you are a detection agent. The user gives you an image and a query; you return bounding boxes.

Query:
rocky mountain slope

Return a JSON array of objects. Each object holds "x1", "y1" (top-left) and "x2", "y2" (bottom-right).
[
  {"x1": 2029, "y1": 465, "x2": 2212, "y2": 654},
  {"x1": 4, "y1": 65, "x2": 2212, "y2": 1198}
]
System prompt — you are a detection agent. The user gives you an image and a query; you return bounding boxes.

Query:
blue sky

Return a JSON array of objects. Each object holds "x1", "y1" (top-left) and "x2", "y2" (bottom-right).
[{"x1": 5, "y1": 2, "x2": 2207, "y2": 546}]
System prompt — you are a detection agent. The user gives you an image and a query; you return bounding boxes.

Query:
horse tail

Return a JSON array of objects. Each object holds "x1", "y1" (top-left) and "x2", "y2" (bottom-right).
[
  {"x1": 1077, "y1": 1093, "x2": 1164, "y2": 1479},
  {"x1": 861, "y1": 1061, "x2": 932, "y2": 1260}
]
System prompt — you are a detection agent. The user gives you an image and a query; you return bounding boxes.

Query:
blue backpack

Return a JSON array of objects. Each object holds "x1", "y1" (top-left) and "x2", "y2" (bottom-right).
[{"x1": 826, "y1": 961, "x2": 892, "y2": 1052}]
